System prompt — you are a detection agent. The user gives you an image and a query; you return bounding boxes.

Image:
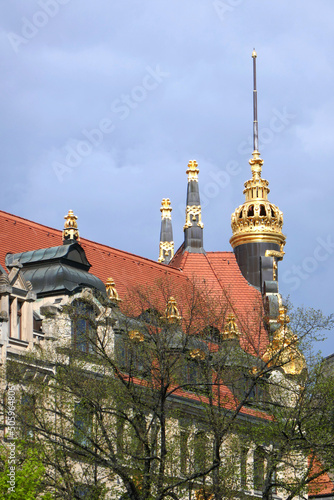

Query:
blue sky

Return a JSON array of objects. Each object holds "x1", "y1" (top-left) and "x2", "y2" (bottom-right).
[{"x1": 1, "y1": 1, "x2": 334, "y2": 354}]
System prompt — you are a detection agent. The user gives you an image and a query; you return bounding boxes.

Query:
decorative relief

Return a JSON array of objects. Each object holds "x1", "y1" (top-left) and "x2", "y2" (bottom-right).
[
  {"x1": 158, "y1": 241, "x2": 174, "y2": 263},
  {"x1": 183, "y1": 205, "x2": 204, "y2": 230}
]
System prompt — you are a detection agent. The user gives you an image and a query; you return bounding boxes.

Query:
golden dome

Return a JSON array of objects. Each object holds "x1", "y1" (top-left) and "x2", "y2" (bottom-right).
[{"x1": 230, "y1": 151, "x2": 286, "y2": 249}]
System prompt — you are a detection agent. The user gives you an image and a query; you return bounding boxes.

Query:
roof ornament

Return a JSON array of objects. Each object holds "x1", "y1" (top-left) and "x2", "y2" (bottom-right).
[
  {"x1": 230, "y1": 51, "x2": 286, "y2": 252},
  {"x1": 158, "y1": 198, "x2": 174, "y2": 264},
  {"x1": 62, "y1": 210, "x2": 80, "y2": 244},
  {"x1": 262, "y1": 306, "x2": 306, "y2": 375},
  {"x1": 161, "y1": 296, "x2": 182, "y2": 323},
  {"x1": 221, "y1": 313, "x2": 241, "y2": 340},
  {"x1": 186, "y1": 160, "x2": 199, "y2": 183},
  {"x1": 105, "y1": 277, "x2": 122, "y2": 304}
]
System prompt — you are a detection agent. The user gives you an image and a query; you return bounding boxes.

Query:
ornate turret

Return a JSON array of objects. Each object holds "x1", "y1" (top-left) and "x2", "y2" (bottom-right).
[
  {"x1": 183, "y1": 160, "x2": 205, "y2": 253},
  {"x1": 158, "y1": 198, "x2": 174, "y2": 264},
  {"x1": 62, "y1": 210, "x2": 80, "y2": 244},
  {"x1": 230, "y1": 51, "x2": 286, "y2": 290}
]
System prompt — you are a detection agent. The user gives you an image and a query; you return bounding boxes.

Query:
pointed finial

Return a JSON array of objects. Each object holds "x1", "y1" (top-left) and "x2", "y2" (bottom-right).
[
  {"x1": 186, "y1": 160, "x2": 199, "y2": 182},
  {"x1": 105, "y1": 277, "x2": 122, "y2": 304},
  {"x1": 160, "y1": 198, "x2": 172, "y2": 220},
  {"x1": 62, "y1": 210, "x2": 80, "y2": 243},
  {"x1": 252, "y1": 48, "x2": 257, "y2": 58}
]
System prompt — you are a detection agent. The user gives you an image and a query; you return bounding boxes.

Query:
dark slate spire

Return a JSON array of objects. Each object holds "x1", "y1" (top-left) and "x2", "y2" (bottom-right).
[
  {"x1": 158, "y1": 198, "x2": 174, "y2": 264},
  {"x1": 183, "y1": 160, "x2": 205, "y2": 253}
]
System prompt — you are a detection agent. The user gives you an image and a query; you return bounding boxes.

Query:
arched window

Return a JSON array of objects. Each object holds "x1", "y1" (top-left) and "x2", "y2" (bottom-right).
[{"x1": 71, "y1": 301, "x2": 95, "y2": 353}]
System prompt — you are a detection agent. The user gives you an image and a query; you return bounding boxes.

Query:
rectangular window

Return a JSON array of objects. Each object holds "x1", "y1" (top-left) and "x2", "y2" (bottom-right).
[
  {"x1": 254, "y1": 448, "x2": 265, "y2": 491},
  {"x1": 9, "y1": 298, "x2": 24, "y2": 340},
  {"x1": 17, "y1": 301, "x2": 22, "y2": 340},
  {"x1": 20, "y1": 393, "x2": 35, "y2": 439},
  {"x1": 194, "y1": 431, "x2": 207, "y2": 472},
  {"x1": 180, "y1": 430, "x2": 189, "y2": 474},
  {"x1": 74, "y1": 401, "x2": 93, "y2": 448},
  {"x1": 240, "y1": 447, "x2": 248, "y2": 489},
  {"x1": 71, "y1": 302, "x2": 95, "y2": 353}
]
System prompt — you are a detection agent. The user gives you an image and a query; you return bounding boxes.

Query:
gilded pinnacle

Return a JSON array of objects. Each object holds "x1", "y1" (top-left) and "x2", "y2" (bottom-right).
[
  {"x1": 252, "y1": 49, "x2": 257, "y2": 58},
  {"x1": 186, "y1": 160, "x2": 199, "y2": 182},
  {"x1": 160, "y1": 198, "x2": 172, "y2": 220},
  {"x1": 62, "y1": 209, "x2": 80, "y2": 242}
]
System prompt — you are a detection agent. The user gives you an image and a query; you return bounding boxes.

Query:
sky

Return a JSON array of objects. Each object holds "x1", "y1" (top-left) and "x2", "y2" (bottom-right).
[{"x1": 1, "y1": 1, "x2": 334, "y2": 355}]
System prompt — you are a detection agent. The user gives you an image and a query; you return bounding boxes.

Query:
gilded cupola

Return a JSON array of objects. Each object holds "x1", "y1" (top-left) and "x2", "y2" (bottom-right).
[
  {"x1": 230, "y1": 150, "x2": 286, "y2": 250},
  {"x1": 230, "y1": 51, "x2": 286, "y2": 290}
]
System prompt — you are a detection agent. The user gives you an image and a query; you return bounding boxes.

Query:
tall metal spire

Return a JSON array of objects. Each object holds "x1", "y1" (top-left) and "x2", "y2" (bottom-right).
[
  {"x1": 252, "y1": 49, "x2": 259, "y2": 152},
  {"x1": 230, "y1": 50, "x2": 286, "y2": 291}
]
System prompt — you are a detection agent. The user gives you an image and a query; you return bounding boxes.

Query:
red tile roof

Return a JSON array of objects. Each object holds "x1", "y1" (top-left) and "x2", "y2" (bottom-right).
[
  {"x1": 0, "y1": 210, "x2": 267, "y2": 349},
  {"x1": 309, "y1": 456, "x2": 334, "y2": 497},
  {"x1": 170, "y1": 250, "x2": 268, "y2": 354}
]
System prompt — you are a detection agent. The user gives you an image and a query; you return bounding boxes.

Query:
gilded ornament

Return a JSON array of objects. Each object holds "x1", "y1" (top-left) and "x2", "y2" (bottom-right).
[
  {"x1": 161, "y1": 296, "x2": 182, "y2": 322},
  {"x1": 158, "y1": 241, "x2": 174, "y2": 263},
  {"x1": 189, "y1": 348, "x2": 206, "y2": 360},
  {"x1": 184, "y1": 205, "x2": 204, "y2": 230},
  {"x1": 160, "y1": 198, "x2": 172, "y2": 220},
  {"x1": 105, "y1": 277, "x2": 122, "y2": 303},
  {"x1": 186, "y1": 160, "x2": 199, "y2": 182},
  {"x1": 265, "y1": 249, "x2": 285, "y2": 260},
  {"x1": 62, "y1": 209, "x2": 80, "y2": 242},
  {"x1": 128, "y1": 330, "x2": 145, "y2": 342},
  {"x1": 195, "y1": 488, "x2": 213, "y2": 500},
  {"x1": 230, "y1": 151, "x2": 286, "y2": 249},
  {"x1": 221, "y1": 313, "x2": 241, "y2": 340},
  {"x1": 262, "y1": 307, "x2": 306, "y2": 375}
]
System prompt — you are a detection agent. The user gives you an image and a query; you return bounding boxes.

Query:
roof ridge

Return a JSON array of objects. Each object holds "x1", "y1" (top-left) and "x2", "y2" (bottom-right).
[
  {"x1": 0, "y1": 211, "x2": 184, "y2": 276},
  {"x1": 0, "y1": 210, "x2": 61, "y2": 235}
]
